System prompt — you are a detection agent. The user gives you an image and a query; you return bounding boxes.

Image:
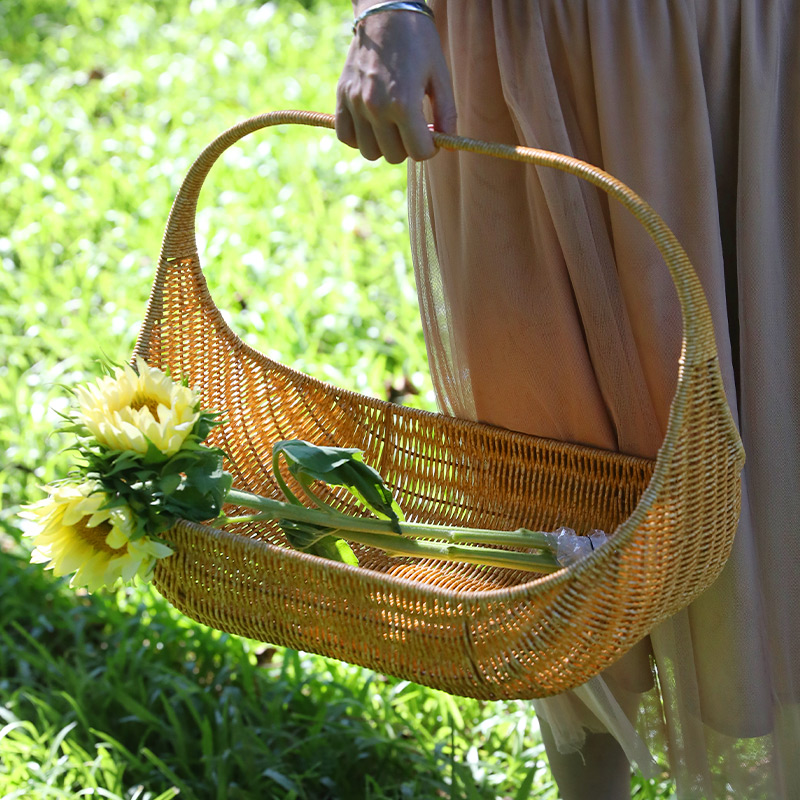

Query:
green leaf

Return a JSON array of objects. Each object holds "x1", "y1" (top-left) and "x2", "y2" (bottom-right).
[
  {"x1": 141, "y1": 439, "x2": 171, "y2": 465},
  {"x1": 158, "y1": 473, "x2": 182, "y2": 495},
  {"x1": 278, "y1": 520, "x2": 359, "y2": 567},
  {"x1": 182, "y1": 449, "x2": 229, "y2": 495},
  {"x1": 103, "y1": 451, "x2": 144, "y2": 476},
  {"x1": 311, "y1": 535, "x2": 359, "y2": 566},
  {"x1": 331, "y1": 537, "x2": 360, "y2": 567},
  {"x1": 192, "y1": 409, "x2": 226, "y2": 443},
  {"x1": 273, "y1": 440, "x2": 360, "y2": 478},
  {"x1": 279, "y1": 520, "x2": 322, "y2": 550},
  {"x1": 514, "y1": 766, "x2": 538, "y2": 800},
  {"x1": 336, "y1": 457, "x2": 404, "y2": 530},
  {"x1": 273, "y1": 440, "x2": 403, "y2": 530},
  {"x1": 80, "y1": 436, "x2": 234, "y2": 537}
]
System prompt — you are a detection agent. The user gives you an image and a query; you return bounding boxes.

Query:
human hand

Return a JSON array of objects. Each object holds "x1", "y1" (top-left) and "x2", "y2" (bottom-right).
[{"x1": 336, "y1": 3, "x2": 457, "y2": 163}]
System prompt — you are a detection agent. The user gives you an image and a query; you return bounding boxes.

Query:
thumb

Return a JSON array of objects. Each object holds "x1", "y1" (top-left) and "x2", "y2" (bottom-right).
[{"x1": 429, "y1": 61, "x2": 457, "y2": 135}]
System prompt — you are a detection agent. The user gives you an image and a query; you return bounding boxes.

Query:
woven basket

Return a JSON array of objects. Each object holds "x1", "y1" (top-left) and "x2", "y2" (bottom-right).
[{"x1": 134, "y1": 110, "x2": 744, "y2": 700}]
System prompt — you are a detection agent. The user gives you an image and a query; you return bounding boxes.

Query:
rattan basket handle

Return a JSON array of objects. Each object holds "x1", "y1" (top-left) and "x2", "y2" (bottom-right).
[{"x1": 154, "y1": 108, "x2": 718, "y2": 377}]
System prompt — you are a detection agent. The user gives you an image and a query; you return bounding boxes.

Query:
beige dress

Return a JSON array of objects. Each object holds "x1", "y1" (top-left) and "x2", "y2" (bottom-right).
[{"x1": 409, "y1": 2, "x2": 800, "y2": 797}]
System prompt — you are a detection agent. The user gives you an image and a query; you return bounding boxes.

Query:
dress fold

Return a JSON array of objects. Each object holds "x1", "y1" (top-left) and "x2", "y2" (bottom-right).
[{"x1": 410, "y1": 2, "x2": 800, "y2": 796}]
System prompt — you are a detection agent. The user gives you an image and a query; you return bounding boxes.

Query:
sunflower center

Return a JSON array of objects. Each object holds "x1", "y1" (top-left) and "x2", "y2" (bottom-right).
[
  {"x1": 131, "y1": 394, "x2": 161, "y2": 421},
  {"x1": 74, "y1": 518, "x2": 127, "y2": 554}
]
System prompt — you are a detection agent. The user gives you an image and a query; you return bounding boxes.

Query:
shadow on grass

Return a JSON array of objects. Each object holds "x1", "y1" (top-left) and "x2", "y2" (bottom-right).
[{"x1": 1, "y1": 544, "x2": 512, "y2": 799}]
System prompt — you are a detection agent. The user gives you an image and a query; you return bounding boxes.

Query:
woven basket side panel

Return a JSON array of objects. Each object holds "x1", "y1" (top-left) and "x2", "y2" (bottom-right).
[
  {"x1": 462, "y1": 356, "x2": 743, "y2": 698},
  {"x1": 147, "y1": 259, "x2": 654, "y2": 558},
  {"x1": 154, "y1": 521, "x2": 544, "y2": 700},
  {"x1": 388, "y1": 349, "x2": 742, "y2": 697},
  {"x1": 635, "y1": 353, "x2": 743, "y2": 613},
  {"x1": 145, "y1": 258, "x2": 742, "y2": 699}
]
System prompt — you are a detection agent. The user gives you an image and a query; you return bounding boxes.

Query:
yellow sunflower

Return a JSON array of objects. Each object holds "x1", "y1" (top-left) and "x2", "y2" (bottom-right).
[
  {"x1": 75, "y1": 356, "x2": 199, "y2": 456},
  {"x1": 21, "y1": 481, "x2": 173, "y2": 592}
]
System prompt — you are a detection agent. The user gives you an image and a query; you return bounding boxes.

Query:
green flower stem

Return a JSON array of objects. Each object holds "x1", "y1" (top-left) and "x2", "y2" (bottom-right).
[
  {"x1": 271, "y1": 450, "x2": 303, "y2": 507},
  {"x1": 227, "y1": 488, "x2": 552, "y2": 548},
  {"x1": 225, "y1": 488, "x2": 561, "y2": 573},
  {"x1": 336, "y1": 529, "x2": 561, "y2": 573},
  {"x1": 296, "y1": 473, "x2": 346, "y2": 515}
]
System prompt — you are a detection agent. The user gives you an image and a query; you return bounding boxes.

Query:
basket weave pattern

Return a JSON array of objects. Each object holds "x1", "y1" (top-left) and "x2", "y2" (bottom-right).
[{"x1": 135, "y1": 111, "x2": 744, "y2": 699}]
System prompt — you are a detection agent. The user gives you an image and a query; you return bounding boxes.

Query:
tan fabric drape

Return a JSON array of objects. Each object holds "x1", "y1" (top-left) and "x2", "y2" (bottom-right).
[{"x1": 408, "y1": 2, "x2": 800, "y2": 797}]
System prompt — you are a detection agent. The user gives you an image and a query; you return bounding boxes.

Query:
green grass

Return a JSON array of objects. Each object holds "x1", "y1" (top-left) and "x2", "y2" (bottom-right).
[
  {"x1": 0, "y1": 549, "x2": 561, "y2": 799},
  {"x1": 0, "y1": 0, "x2": 676, "y2": 797}
]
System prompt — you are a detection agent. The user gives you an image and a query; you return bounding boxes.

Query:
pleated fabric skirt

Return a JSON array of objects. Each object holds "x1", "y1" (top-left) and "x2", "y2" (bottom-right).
[{"x1": 408, "y1": 2, "x2": 800, "y2": 797}]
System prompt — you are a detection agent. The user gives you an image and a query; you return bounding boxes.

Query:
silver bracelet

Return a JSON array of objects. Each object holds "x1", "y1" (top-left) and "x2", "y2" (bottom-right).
[{"x1": 352, "y1": 2, "x2": 434, "y2": 35}]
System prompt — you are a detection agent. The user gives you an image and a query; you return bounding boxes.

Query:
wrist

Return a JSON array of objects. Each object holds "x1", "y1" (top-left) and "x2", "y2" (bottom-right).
[
  {"x1": 352, "y1": 0, "x2": 413, "y2": 12},
  {"x1": 352, "y1": 2, "x2": 434, "y2": 34}
]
